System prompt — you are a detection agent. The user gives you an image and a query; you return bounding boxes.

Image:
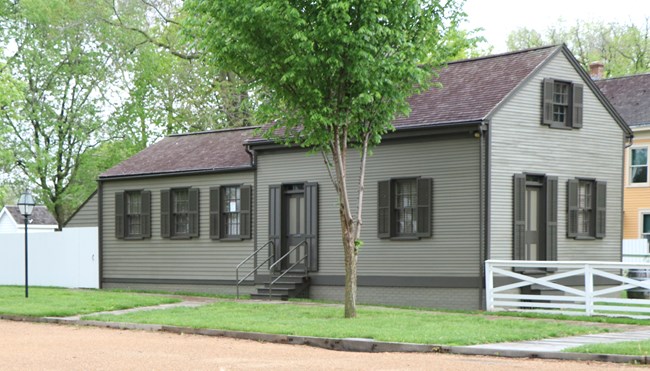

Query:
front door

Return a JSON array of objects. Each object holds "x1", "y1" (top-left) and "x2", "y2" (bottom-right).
[
  {"x1": 282, "y1": 184, "x2": 306, "y2": 270},
  {"x1": 524, "y1": 177, "x2": 545, "y2": 261}
]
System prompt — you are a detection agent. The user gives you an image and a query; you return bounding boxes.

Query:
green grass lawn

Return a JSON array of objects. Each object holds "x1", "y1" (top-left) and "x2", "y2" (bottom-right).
[
  {"x1": 565, "y1": 340, "x2": 650, "y2": 356},
  {"x1": 0, "y1": 286, "x2": 181, "y2": 317},
  {"x1": 85, "y1": 301, "x2": 612, "y2": 346}
]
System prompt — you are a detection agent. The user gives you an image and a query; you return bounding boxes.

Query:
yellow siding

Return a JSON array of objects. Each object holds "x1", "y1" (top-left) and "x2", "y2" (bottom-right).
[{"x1": 624, "y1": 133, "x2": 650, "y2": 239}]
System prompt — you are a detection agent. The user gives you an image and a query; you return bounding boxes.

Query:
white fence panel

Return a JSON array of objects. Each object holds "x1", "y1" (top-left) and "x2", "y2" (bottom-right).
[
  {"x1": 623, "y1": 239, "x2": 650, "y2": 263},
  {"x1": 0, "y1": 227, "x2": 98, "y2": 288},
  {"x1": 486, "y1": 260, "x2": 650, "y2": 317}
]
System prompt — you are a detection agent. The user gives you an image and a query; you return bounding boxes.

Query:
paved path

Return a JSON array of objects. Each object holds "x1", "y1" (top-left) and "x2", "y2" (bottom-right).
[{"x1": 468, "y1": 328, "x2": 650, "y2": 352}]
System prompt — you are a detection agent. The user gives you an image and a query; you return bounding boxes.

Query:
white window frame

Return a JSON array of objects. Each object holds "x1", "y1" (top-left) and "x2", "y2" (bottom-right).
[
  {"x1": 639, "y1": 210, "x2": 650, "y2": 243},
  {"x1": 629, "y1": 146, "x2": 649, "y2": 187}
]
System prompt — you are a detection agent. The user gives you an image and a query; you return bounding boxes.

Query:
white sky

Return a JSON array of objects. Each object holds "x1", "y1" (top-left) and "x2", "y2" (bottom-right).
[{"x1": 463, "y1": 0, "x2": 649, "y2": 52}]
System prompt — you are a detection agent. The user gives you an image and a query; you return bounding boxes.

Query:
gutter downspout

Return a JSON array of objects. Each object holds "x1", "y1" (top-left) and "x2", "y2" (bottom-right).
[
  {"x1": 245, "y1": 144, "x2": 259, "y2": 286},
  {"x1": 478, "y1": 120, "x2": 489, "y2": 310},
  {"x1": 97, "y1": 179, "x2": 103, "y2": 289},
  {"x1": 622, "y1": 133, "x2": 634, "y2": 256}
]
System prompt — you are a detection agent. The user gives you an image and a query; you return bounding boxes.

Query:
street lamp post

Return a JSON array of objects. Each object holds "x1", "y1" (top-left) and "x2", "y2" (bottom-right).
[{"x1": 17, "y1": 189, "x2": 35, "y2": 298}]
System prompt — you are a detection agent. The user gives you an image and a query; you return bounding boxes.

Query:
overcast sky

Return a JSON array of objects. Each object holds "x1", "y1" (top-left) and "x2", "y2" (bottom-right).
[{"x1": 462, "y1": 0, "x2": 649, "y2": 52}]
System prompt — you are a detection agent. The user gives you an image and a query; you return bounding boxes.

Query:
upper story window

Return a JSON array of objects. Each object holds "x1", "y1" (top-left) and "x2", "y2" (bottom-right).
[
  {"x1": 378, "y1": 177, "x2": 432, "y2": 239},
  {"x1": 115, "y1": 190, "x2": 151, "y2": 239},
  {"x1": 567, "y1": 179, "x2": 606, "y2": 239},
  {"x1": 161, "y1": 188, "x2": 199, "y2": 239},
  {"x1": 209, "y1": 185, "x2": 252, "y2": 240},
  {"x1": 630, "y1": 147, "x2": 648, "y2": 185},
  {"x1": 542, "y1": 78, "x2": 583, "y2": 129}
]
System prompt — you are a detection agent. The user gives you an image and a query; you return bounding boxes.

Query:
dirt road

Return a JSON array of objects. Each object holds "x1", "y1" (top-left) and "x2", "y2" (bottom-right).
[{"x1": 0, "y1": 320, "x2": 636, "y2": 370}]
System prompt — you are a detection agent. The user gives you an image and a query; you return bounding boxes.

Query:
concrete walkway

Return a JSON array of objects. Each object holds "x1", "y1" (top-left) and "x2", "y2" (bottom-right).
[{"x1": 467, "y1": 328, "x2": 650, "y2": 352}]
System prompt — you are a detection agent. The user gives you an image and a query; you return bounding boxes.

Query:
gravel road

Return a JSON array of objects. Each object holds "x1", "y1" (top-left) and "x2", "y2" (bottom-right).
[{"x1": 0, "y1": 320, "x2": 636, "y2": 370}]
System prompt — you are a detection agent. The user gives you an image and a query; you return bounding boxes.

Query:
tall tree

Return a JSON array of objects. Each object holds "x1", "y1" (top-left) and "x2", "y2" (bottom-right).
[
  {"x1": 506, "y1": 18, "x2": 650, "y2": 78},
  {"x1": 0, "y1": 0, "x2": 120, "y2": 227},
  {"x1": 185, "y1": 0, "x2": 473, "y2": 317}
]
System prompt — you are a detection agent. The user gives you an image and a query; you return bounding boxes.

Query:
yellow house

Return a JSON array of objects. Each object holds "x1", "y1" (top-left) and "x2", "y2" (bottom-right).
[{"x1": 596, "y1": 73, "x2": 650, "y2": 241}]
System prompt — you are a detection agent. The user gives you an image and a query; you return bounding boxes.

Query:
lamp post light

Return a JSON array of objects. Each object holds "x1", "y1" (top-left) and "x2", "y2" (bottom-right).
[{"x1": 17, "y1": 189, "x2": 35, "y2": 298}]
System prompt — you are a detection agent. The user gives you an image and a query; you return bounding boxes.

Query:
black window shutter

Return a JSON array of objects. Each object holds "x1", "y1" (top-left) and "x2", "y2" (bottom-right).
[
  {"x1": 141, "y1": 191, "x2": 151, "y2": 238},
  {"x1": 542, "y1": 78, "x2": 555, "y2": 125},
  {"x1": 115, "y1": 192, "x2": 125, "y2": 239},
  {"x1": 567, "y1": 179, "x2": 579, "y2": 238},
  {"x1": 188, "y1": 188, "x2": 199, "y2": 238},
  {"x1": 209, "y1": 187, "x2": 220, "y2": 240},
  {"x1": 160, "y1": 189, "x2": 171, "y2": 238},
  {"x1": 304, "y1": 182, "x2": 318, "y2": 271},
  {"x1": 513, "y1": 174, "x2": 526, "y2": 260},
  {"x1": 268, "y1": 185, "x2": 282, "y2": 271},
  {"x1": 377, "y1": 180, "x2": 391, "y2": 239},
  {"x1": 545, "y1": 176, "x2": 558, "y2": 261},
  {"x1": 595, "y1": 181, "x2": 607, "y2": 238},
  {"x1": 240, "y1": 185, "x2": 252, "y2": 240},
  {"x1": 416, "y1": 178, "x2": 433, "y2": 238},
  {"x1": 572, "y1": 83, "x2": 584, "y2": 128}
]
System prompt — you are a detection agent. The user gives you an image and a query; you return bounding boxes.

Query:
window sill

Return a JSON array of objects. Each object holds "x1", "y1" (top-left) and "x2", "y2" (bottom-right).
[
  {"x1": 390, "y1": 236, "x2": 421, "y2": 241},
  {"x1": 627, "y1": 183, "x2": 650, "y2": 188},
  {"x1": 573, "y1": 235, "x2": 596, "y2": 240},
  {"x1": 514, "y1": 267, "x2": 558, "y2": 274},
  {"x1": 170, "y1": 235, "x2": 193, "y2": 240},
  {"x1": 214, "y1": 237, "x2": 245, "y2": 242},
  {"x1": 124, "y1": 236, "x2": 146, "y2": 241}
]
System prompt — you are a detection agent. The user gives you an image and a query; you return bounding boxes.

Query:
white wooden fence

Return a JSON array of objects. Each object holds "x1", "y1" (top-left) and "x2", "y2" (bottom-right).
[
  {"x1": 486, "y1": 260, "x2": 650, "y2": 317},
  {"x1": 0, "y1": 227, "x2": 98, "y2": 289}
]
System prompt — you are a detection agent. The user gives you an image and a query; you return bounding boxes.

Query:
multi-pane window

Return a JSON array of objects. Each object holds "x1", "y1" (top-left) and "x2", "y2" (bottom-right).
[
  {"x1": 631, "y1": 147, "x2": 648, "y2": 184},
  {"x1": 209, "y1": 185, "x2": 251, "y2": 240},
  {"x1": 552, "y1": 82, "x2": 570, "y2": 124},
  {"x1": 378, "y1": 177, "x2": 432, "y2": 239},
  {"x1": 542, "y1": 78, "x2": 583, "y2": 129},
  {"x1": 115, "y1": 190, "x2": 150, "y2": 239},
  {"x1": 172, "y1": 189, "x2": 190, "y2": 236},
  {"x1": 567, "y1": 178, "x2": 606, "y2": 239},
  {"x1": 576, "y1": 180, "x2": 594, "y2": 236},
  {"x1": 126, "y1": 191, "x2": 142, "y2": 236},
  {"x1": 223, "y1": 186, "x2": 241, "y2": 236},
  {"x1": 395, "y1": 179, "x2": 417, "y2": 236}
]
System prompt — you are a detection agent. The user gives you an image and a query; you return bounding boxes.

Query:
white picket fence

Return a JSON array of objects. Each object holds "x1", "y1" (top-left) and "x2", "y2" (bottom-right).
[
  {"x1": 0, "y1": 227, "x2": 98, "y2": 288},
  {"x1": 485, "y1": 260, "x2": 650, "y2": 317}
]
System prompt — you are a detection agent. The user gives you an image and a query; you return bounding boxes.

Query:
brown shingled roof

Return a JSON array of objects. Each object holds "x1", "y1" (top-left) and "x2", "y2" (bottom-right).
[
  {"x1": 100, "y1": 127, "x2": 256, "y2": 179},
  {"x1": 393, "y1": 45, "x2": 558, "y2": 128},
  {"x1": 595, "y1": 73, "x2": 650, "y2": 127},
  {"x1": 247, "y1": 45, "x2": 560, "y2": 145},
  {"x1": 4, "y1": 206, "x2": 57, "y2": 226}
]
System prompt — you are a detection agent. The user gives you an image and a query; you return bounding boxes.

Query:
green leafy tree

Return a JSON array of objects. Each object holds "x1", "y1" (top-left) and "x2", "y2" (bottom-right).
[
  {"x1": 185, "y1": 0, "x2": 473, "y2": 317},
  {"x1": 0, "y1": 0, "x2": 121, "y2": 228},
  {"x1": 506, "y1": 19, "x2": 650, "y2": 77}
]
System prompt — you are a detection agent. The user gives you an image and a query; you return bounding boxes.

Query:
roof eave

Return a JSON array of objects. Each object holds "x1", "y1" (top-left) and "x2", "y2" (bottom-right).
[{"x1": 99, "y1": 165, "x2": 255, "y2": 181}]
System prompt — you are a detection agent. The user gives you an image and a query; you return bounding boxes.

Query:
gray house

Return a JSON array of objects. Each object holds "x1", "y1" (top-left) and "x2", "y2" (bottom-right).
[{"x1": 97, "y1": 45, "x2": 631, "y2": 309}]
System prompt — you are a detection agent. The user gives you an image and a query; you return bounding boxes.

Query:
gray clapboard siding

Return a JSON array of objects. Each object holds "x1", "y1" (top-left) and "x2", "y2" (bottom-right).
[
  {"x1": 101, "y1": 172, "x2": 255, "y2": 281},
  {"x1": 489, "y1": 51, "x2": 624, "y2": 262},
  {"x1": 256, "y1": 134, "x2": 482, "y2": 278},
  {"x1": 65, "y1": 192, "x2": 98, "y2": 228}
]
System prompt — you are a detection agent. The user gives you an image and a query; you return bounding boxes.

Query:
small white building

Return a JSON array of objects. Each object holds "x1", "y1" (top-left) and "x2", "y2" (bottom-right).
[{"x1": 0, "y1": 205, "x2": 58, "y2": 233}]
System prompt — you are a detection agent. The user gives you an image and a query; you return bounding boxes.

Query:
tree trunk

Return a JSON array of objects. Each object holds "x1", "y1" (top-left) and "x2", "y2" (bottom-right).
[{"x1": 341, "y1": 208, "x2": 358, "y2": 318}]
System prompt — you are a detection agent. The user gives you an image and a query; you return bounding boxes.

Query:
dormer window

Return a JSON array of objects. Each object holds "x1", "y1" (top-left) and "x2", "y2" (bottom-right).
[{"x1": 542, "y1": 78, "x2": 583, "y2": 129}]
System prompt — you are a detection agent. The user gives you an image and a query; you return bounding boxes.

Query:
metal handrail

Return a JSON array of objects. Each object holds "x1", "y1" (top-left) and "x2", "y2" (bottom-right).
[
  {"x1": 268, "y1": 240, "x2": 309, "y2": 299},
  {"x1": 236, "y1": 240, "x2": 275, "y2": 299}
]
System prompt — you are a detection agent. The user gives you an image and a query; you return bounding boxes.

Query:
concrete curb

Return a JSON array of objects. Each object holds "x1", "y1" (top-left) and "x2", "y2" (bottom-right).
[{"x1": 0, "y1": 314, "x2": 647, "y2": 365}]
